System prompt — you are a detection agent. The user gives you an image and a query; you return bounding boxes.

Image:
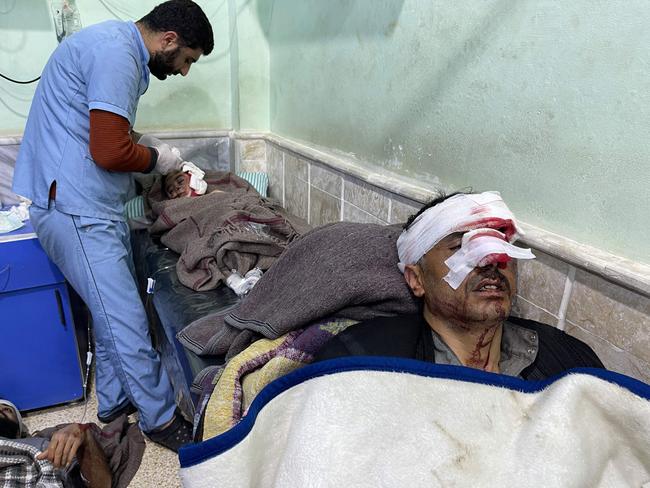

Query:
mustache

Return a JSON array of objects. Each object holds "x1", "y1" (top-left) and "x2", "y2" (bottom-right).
[{"x1": 468, "y1": 268, "x2": 511, "y2": 292}]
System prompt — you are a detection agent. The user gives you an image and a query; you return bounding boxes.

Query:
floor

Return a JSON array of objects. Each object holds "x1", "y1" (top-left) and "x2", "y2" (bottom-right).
[{"x1": 22, "y1": 379, "x2": 182, "y2": 488}]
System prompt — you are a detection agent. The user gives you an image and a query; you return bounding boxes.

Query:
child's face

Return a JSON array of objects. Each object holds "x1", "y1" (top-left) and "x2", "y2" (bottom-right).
[{"x1": 165, "y1": 171, "x2": 191, "y2": 199}]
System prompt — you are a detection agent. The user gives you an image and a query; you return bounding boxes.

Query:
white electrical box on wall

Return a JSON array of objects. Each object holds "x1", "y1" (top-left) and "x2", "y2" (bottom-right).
[{"x1": 50, "y1": 0, "x2": 82, "y2": 43}]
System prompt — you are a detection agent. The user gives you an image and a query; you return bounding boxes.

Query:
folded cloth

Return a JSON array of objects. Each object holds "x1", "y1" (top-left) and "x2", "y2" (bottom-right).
[
  {"x1": 177, "y1": 222, "x2": 420, "y2": 358},
  {"x1": 0, "y1": 200, "x2": 30, "y2": 234},
  {"x1": 193, "y1": 318, "x2": 358, "y2": 441},
  {"x1": 179, "y1": 359, "x2": 650, "y2": 488}
]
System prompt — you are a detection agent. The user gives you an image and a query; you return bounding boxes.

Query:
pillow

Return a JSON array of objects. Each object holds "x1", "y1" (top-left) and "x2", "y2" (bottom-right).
[
  {"x1": 237, "y1": 171, "x2": 268, "y2": 197},
  {"x1": 124, "y1": 195, "x2": 145, "y2": 220}
]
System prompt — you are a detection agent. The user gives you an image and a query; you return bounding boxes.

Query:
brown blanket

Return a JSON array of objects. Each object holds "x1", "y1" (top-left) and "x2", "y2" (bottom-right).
[
  {"x1": 147, "y1": 172, "x2": 310, "y2": 291},
  {"x1": 177, "y1": 222, "x2": 420, "y2": 359}
]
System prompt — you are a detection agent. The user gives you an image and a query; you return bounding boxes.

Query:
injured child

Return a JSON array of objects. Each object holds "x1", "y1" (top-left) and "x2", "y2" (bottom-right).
[{"x1": 162, "y1": 162, "x2": 213, "y2": 199}]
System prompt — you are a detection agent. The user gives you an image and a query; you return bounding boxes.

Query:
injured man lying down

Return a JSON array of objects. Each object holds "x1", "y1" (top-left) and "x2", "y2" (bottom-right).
[{"x1": 315, "y1": 191, "x2": 604, "y2": 377}]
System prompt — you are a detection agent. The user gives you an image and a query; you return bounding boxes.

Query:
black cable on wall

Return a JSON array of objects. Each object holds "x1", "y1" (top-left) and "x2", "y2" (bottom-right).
[{"x1": 0, "y1": 72, "x2": 40, "y2": 84}]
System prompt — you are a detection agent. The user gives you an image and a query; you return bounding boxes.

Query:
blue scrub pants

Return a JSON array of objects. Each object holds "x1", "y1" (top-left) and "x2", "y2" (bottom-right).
[{"x1": 29, "y1": 202, "x2": 175, "y2": 432}]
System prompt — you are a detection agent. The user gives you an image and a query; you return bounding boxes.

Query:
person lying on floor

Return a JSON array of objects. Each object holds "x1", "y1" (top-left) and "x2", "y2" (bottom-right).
[
  {"x1": 315, "y1": 191, "x2": 604, "y2": 378},
  {"x1": 0, "y1": 399, "x2": 111, "y2": 488}
]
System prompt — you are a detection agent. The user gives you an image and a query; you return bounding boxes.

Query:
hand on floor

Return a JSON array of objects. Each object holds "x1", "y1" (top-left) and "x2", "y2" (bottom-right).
[{"x1": 36, "y1": 423, "x2": 87, "y2": 468}]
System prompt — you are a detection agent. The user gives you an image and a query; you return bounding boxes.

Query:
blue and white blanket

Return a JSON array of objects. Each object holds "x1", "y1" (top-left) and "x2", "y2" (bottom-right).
[{"x1": 179, "y1": 357, "x2": 650, "y2": 487}]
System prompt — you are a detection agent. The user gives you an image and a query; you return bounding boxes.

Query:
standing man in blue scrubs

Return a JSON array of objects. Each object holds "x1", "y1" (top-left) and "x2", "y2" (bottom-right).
[{"x1": 12, "y1": 0, "x2": 213, "y2": 452}]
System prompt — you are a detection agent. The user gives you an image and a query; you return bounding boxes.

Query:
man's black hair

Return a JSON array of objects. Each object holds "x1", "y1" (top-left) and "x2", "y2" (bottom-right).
[
  {"x1": 403, "y1": 189, "x2": 472, "y2": 230},
  {"x1": 139, "y1": 0, "x2": 214, "y2": 55},
  {"x1": 0, "y1": 417, "x2": 19, "y2": 439}
]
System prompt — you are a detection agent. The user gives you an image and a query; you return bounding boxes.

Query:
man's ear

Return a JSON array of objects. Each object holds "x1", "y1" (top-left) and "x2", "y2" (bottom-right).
[
  {"x1": 160, "y1": 31, "x2": 180, "y2": 48},
  {"x1": 403, "y1": 264, "x2": 425, "y2": 297}
]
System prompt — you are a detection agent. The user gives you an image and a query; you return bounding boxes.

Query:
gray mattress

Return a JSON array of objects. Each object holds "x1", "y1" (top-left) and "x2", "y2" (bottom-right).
[{"x1": 130, "y1": 229, "x2": 239, "y2": 417}]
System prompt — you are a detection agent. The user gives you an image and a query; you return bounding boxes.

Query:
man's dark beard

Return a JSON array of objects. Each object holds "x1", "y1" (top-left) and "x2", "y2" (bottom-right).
[
  {"x1": 148, "y1": 47, "x2": 180, "y2": 80},
  {"x1": 0, "y1": 417, "x2": 19, "y2": 438}
]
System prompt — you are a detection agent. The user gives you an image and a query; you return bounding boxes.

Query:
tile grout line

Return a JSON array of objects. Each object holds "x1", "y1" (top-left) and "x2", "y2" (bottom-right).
[
  {"x1": 262, "y1": 142, "x2": 268, "y2": 172},
  {"x1": 340, "y1": 177, "x2": 345, "y2": 221},
  {"x1": 515, "y1": 294, "x2": 559, "y2": 319},
  {"x1": 310, "y1": 181, "x2": 343, "y2": 200},
  {"x1": 307, "y1": 163, "x2": 311, "y2": 224},
  {"x1": 345, "y1": 201, "x2": 387, "y2": 224},
  {"x1": 281, "y1": 150, "x2": 285, "y2": 208},
  {"x1": 556, "y1": 266, "x2": 576, "y2": 331}
]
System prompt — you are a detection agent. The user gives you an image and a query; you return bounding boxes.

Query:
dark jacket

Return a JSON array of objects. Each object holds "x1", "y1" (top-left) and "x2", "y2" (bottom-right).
[{"x1": 314, "y1": 314, "x2": 604, "y2": 380}]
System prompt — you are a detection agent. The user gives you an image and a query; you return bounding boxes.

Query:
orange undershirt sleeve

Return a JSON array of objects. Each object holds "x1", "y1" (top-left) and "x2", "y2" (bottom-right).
[{"x1": 89, "y1": 109, "x2": 156, "y2": 173}]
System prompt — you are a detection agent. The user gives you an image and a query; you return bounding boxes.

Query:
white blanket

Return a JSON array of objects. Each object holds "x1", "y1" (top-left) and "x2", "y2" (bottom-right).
[{"x1": 179, "y1": 357, "x2": 650, "y2": 488}]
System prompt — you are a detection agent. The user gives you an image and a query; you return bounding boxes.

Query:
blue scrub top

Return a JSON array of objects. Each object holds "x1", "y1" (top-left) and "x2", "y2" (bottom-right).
[{"x1": 13, "y1": 21, "x2": 150, "y2": 221}]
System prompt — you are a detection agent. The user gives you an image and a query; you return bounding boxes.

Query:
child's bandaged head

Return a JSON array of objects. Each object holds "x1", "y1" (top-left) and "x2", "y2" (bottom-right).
[
  {"x1": 396, "y1": 191, "x2": 535, "y2": 289},
  {"x1": 182, "y1": 162, "x2": 207, "y2": 196}
]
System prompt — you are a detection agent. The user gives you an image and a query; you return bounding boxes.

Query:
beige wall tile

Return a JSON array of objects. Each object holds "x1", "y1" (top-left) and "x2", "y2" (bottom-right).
[
  {"x1": 284, "y1": 152, "x2": 308, "y2": 181},
  {"x1": 342, "y1": 202, "x2": 386, "y2": 224},
  {"x1": 310, "y1": 186, "x2": 341, "y2": 226},
  {"x1": 285, "y1": 175, "x2": 308, "y2": 220},
  {"x1": 237, "y1": 160, "x2": 267, "y2": 173},
  {"x1": 266, "y1": 143, "x2": 283, "y2": 204},
  {"x1": 566, "y1": 269, "x2": 650, "y2": 363},
  {"x1": 515, "y1": 249, "x2": 569, "y2": 317},
  {"x1": 566, "y1": 321, "x2": 650, "y2": 384},
  {"x1": 390, "y1": 197, "x2": 420, "y2": 225},
  {"x1": 310, "y1": 163, "x2": 342, "y2": 196},
  {"x1": 239, "y1": 139, "x2": 266, "y2": 161},
  {"x1": 510, "y1": 295, "x2": 559, "y2": 326},
  {"x1": 166, "y1": 137, "x2": 230, "y2": 172},
  {"x1": 265, "y1": 141, "x2": 282, "y2": 166},
  {"x1": 344, "y1": 179, "x2": 390, "y2": 221}
]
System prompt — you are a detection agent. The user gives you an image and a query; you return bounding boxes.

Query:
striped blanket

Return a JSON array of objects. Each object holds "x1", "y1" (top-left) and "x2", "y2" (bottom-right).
[
  {"x1": 0, "y1": 439, "x2": 62, "y2": 487},
  {"x1": 180, "y1": 358, "x2": 650, "y2": 488},
  {"x1": 193, "y1": 319, "x2": 358, "y2": 440}
]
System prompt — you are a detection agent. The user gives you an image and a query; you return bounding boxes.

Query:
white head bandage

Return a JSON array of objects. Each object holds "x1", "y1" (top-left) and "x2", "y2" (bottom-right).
[
  {"x1": 182, "y1": 162, "x2": 208, "y2": 196},
  {"x1": 396, "y1": 191, "x2": 535, "y2": 289}
]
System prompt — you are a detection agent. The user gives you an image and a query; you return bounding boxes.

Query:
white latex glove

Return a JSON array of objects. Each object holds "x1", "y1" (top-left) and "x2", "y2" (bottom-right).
[
  {"x1": 153, "y1": 143, "x2": 183, "y2": 174},
  {"x1": 138, "y1": 134, "x2": 183, "y2": 174}
]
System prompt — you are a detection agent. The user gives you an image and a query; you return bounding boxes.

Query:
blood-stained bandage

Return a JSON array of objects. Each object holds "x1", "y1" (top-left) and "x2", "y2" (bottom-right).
[
  {"x1": 443, "y1": 228, "x2": 535, "y2": 289},
  {"x1": 182, "y1": 161, "x2": 208, "y2": 196},
  {"x1": 397, "y1": 191, "x2": 535, "y2": 289}
]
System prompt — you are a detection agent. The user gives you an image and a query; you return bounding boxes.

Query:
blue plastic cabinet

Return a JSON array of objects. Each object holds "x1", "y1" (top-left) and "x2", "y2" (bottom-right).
[{"x1": 0, "y1": 225, "x2": 84, "y2": 411}]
